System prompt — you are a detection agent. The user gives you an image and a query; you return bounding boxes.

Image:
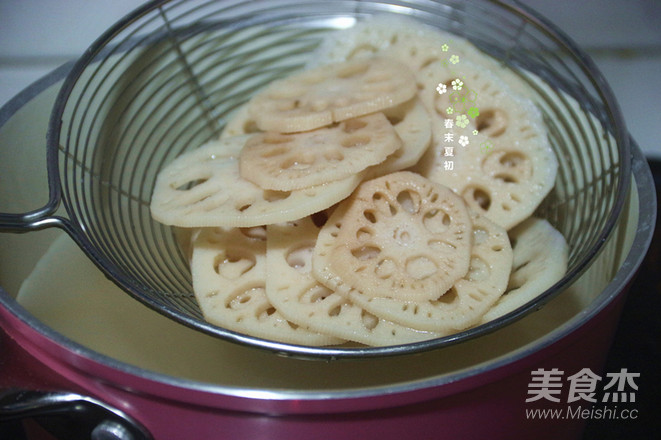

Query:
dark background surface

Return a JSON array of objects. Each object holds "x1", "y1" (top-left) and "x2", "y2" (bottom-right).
[{"x1": 583, "y1": 159, "x2": 661, "y2": 439}]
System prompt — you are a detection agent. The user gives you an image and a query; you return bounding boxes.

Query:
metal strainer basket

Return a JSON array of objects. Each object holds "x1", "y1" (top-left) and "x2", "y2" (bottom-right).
[{"x1": 0, "y1": 0, "x2": 630, "y2": 358}]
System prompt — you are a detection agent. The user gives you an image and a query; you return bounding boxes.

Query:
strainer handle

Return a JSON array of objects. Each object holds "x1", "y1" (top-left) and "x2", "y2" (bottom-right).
[
  {"x1": 0, "y1": 389, "x2": 152, "y2": 439},
  {"x1": 0, "y1": 202, "x2": 69, "y2": 233}
]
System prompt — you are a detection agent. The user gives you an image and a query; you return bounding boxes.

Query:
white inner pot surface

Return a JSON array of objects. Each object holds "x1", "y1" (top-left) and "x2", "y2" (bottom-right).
[{"x1": 0, "y1": 74, "x2": 639, "y2": 392}]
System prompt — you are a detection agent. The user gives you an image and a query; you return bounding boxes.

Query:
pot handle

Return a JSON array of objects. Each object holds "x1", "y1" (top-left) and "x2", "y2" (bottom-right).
[
  {"x1": 0, "y1": 389, "x2": 152, "y2": 440},
  {"x1": 0, "y1": 196, "x2": 69, "y2": 233}
]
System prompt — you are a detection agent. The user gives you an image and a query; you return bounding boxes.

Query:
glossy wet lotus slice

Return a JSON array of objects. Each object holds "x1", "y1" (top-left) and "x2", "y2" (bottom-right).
[
  {"x1": 220, "y1": 104, "x2": 259, "y2": 139},
  {"x1": 190, "y1": 226, "x2": 342, "y2": 345},
  {"x1": 481, "y1": 217, "x2": 568, "y2": 323},
  {"x1": 239, "y1": 112, "x2": 400, "y2": 191},
  {"x1": 347, "y1": 211, "x2": 512, "y2": 332},
  {"x1": 308, "y1": 15, "x2": 492, "y2": 74},
  {"x1": 413, "y1": 60, "x2": 557, "y2": 230},
  {"x1": 313, "y1": 171, "x2": 472, "y2": 303},
  {"x1": 265, "y1": 216, "x2": 440, "y2": 345},
  {"x1": 226, "y1": 97, "x2": 433, "y2": 180},
  {"x1": 150, "y1": 136, "x2": 362, "y2": 228},
  {"x1": 247, "y1": 56, "x2": 417, "y2": 133},
  {"x1": 363, "y1": 98, "x2": 432, "y2": 179}
]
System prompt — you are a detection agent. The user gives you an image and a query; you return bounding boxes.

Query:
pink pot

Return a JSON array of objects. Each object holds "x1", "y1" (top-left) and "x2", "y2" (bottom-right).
[{"x1": 0, "y1": 290, "x2": 630, "y2": 440}]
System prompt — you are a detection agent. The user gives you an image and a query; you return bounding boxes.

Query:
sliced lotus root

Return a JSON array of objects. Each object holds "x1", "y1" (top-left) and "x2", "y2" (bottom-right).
[
  {"x1": 413, "y1": 60, "x2": 557, "y2": 230},
  {"x1": 416, "y1": 59, "x2": 543, "y2": 135},
  {"x1": 190, "y1": 226, "x2": 341, "y2": 345},
  {"x1": 346, "y1": 211, "x2": 512, "y2": 332},
  {"x1": 363, "y1": 98, "x2": 432, "y2": 179},
  {"x1": 220, "y1": 104, "x2": 260, "y2": 139},
  {"x1": 247, "y1": 56, "x2": 417, "y2": 133},
  {"x1": 239, "y1": 112, "x2": 401, "y2": 191},
  {"x1": 308, "y1": 15, "x2": 492, "y2": 74},
  {"x1": 481, "y1": 217, "x2": 568, "y2": 323},
  {"x1": 150, "y1": 136, "x2": 363, "y2": 228},
  {"x1": 313, "y1": 171, "x2": 472, "y2": 303},
  {"x1": 228, "y1": 97, "x2": 432, "y2": 182},
  {"x1": 266, "y1": 217, "x2": 441, "y2": 345}
]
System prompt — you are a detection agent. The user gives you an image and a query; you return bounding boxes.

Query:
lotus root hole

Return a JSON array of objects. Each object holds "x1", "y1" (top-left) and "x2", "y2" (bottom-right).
[
  {"x1": 286, "y1": 244, "x2": 314, "y2": 272},
  {"x1": 337, "y1": 62, "x2": 370, "y2": 79},
  {"x1": 396, "y1": 190, "x2": 420, "y2": 214},
  {"x1": 328, "y1": 304, "x2": 342, "y2": 317},
  {"x1": 343, "y1": 119, "x2": 368, "y2": 133},
  {"x1": 402, "y1": 303, "x2": 420, "y2": 315},
  {"x1": 428, "y1": 239, "x2": 457, "y2": 253},
  {"x1": 342, "y1": 134, "x2": 371, "y2": 148},
  {"x1": 351, "y1": 245, "x2": 381, "y2": 261},
  {"x1": 423, "y1": 209, "x2": 452, "y2": 234},
  {"x1": 262, "y1": 190, "x2": 291, "y2": 203},
  {"x1": 175, "y1": 177, "x2": 208, "y2": 192},
  {"x1": 239, "y1": 226, "x2": 267, "y2": 241},
  {"x1": 361, "y1": 310, "x2": 379, "y2": 330},
  {"x1": 473, "y1": 228, "x2": 488, "y2": 245},
  {"x1": 406, "y1": 256, "x2": 438, "y2": 280},
  {"x1": 466, "y1": 187, "x2": 491, "y2": 211},
  {"x1": 226, "y1": 287, "x2": 262, "y2": 310},
  {"x1": 364, "y1": 210, "x2": 377, "y2": 223},
  {"x1": 467, "y1": 257, "x2": 490, "y2": 282},
  {"x1": 476, "y1": 109, "x2": 507, "y2": 137},
  {"x1": 324, "y1": 150, "x2": 344, "y2": 163},
  {"x1": 280, "y1": 155, "x2": 314, "y2": 170},
  {"x1": 214, "y1": 250, "x2": 255, "y2": 279},
  {"x1": 242, "y1": 120, "x2": 259, "y2": 133},
  {"x1": 437, "y1": 287, "x2": 459, "y2": 305},
  {"x1": 393, "y1": 228, "x2": 411, "y2": 244},
  {"x1": 236, "y1": 202, "x2": 252, "y2": 212},
  {"x1": 300, "y1": 285, "x2": 333, "y2": 304},
  {"x1": 257, "y1": 304, "x2": 277, "y2": 320},
  {"x1": 356, "y1": 227, "x2": 373, "y2": 241},
  {"x1": 375, "y1": 258, "x2": 397, "y2": 279},
  {"x1": 499, "y1": 152, "x2": 527, "y2": 168},
  {"x1": 420, "y1": 57, "x2": 440, "y2": 69},
  {"x1": 520, "y1": 125, "x2": 538, "y2": 140},
  {"x1": 204, "y1": 291, "x2": 219, "y2": 299},
  {"x1": 495, "y1": 173, "x2": 518, "y2": 184},
  {"x1": 260, "y1": 146, "x2": 290, "y2": 158},
  {"x1": 347, "y1": 44, "x2": 378, "y2": 59}
]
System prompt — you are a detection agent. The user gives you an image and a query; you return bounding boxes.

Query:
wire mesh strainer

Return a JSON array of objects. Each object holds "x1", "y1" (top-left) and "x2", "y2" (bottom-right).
[{"x1": 0, "y1": 0, "x2": 631, "y2": 358}]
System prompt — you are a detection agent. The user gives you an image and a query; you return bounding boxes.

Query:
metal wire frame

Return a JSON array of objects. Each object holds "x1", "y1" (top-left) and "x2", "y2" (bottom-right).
[{"x1": 39, "y1": 0, "x2": 630, "y2": 358}]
